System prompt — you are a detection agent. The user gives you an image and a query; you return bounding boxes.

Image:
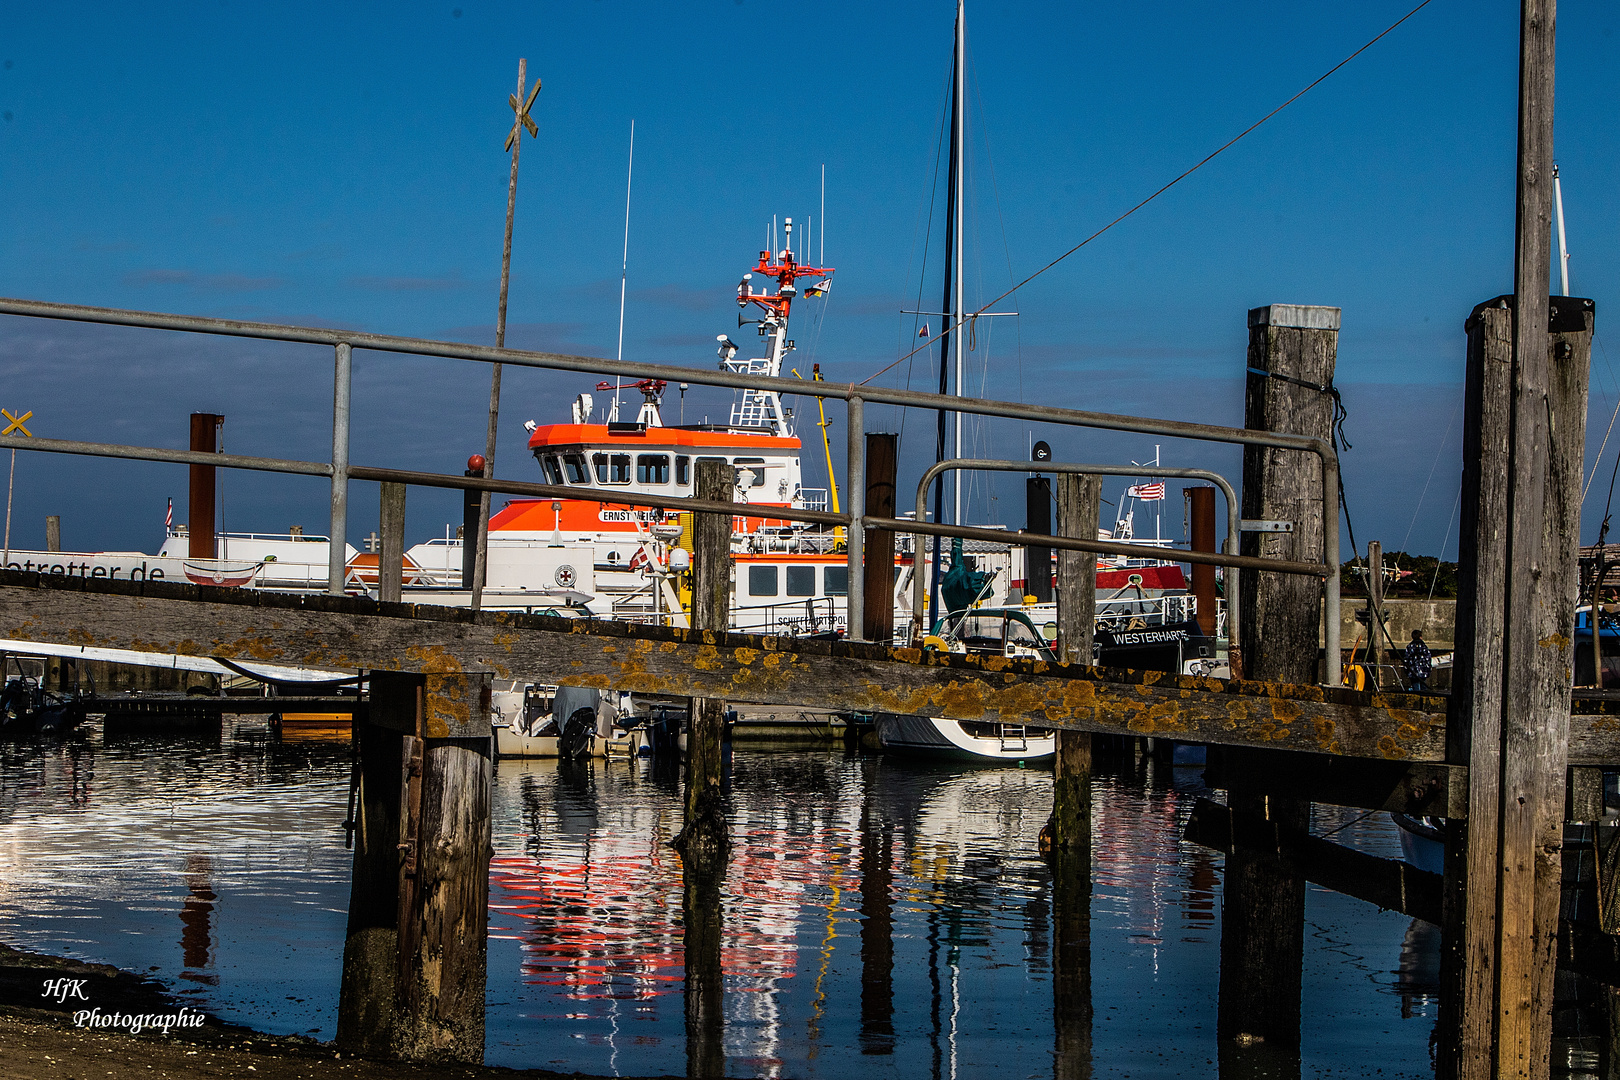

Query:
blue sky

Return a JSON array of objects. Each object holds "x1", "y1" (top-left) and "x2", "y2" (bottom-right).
[{"x1": 1, "y1": 1, "x2": 1617, "y2": 564}]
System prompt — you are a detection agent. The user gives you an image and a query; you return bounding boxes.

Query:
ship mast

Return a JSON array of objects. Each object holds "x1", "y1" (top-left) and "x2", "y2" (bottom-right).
[
  {"x1": 951, "y1": 0, "x2": 966, "y2": 528},
  {"x1": 929, "y1": 0, "x2": 966, "y2": 629}
]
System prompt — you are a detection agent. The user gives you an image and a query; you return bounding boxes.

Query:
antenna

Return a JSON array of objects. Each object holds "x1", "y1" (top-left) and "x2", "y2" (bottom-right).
[
  {"x1": 820, "y1": 164, "x2": 826, "y2": 265},
  {"x1": 1553, "y1": 163, "x2": 1570, "y2": 296},
  {"x1": 614, "y1": 120, "x2": 635, "y2": 421}
]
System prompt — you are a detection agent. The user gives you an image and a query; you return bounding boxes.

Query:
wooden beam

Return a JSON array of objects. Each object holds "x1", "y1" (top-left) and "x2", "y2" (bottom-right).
[
  {"x1": 1204, "y1": 747, "x2": 1467, "y2": 819},
  {"x1": 1186, "y1": 798, "x2": 1442, "y2": 924},
  {"x1": 1187, "y1": 798, "x2": 1620, "y2": 991},
  {"x1": 0, "y1": 568, "x2": 1478, "y2": 756}
]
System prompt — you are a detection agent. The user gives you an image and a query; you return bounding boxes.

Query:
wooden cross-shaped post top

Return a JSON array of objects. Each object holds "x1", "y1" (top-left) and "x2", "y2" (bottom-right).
[
  {"x1": 505, "y1": 59, "x2": 539, "y2": 153},
  {"x1": 1, "y1": 409, "x2": 32, "y2": 437}
]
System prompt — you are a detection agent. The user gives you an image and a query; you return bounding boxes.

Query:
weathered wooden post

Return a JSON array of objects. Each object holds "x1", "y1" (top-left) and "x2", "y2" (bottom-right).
[
  {"x1": 1026, "y1": 475, "x2": 1053, "y2": 604},
  {"x1": 862, "y1": 433, "x2": 898, "y2": 644},
  {"x1": 1187, "y1": 486, "x2": 1217, "y2": 640},
  {"x1": 336, "y1": 668, "x2": 493, "y2": 1063},
  {"x1": 44, "y1": 515, "x2": 59, "y2": 553},
  {"x1": 1050, "y1": 471, "x2": 1100, "y2": 846},
  {"x1": 676, "y1": 457, "x2": 732, "y2": 1078},
  {"x1": 1219, "y1": 303, "x2": 1340, "y2": 1068},
  {"x1": 1439, "y1": 293, "x2": 1592, "y2": 1079},
  {"x1": 379, "y1": 482, "x2": 406, "y2": 604},
  {"x1": 1050, "y1": 471, "x2": 1098, "y2": 1080}
]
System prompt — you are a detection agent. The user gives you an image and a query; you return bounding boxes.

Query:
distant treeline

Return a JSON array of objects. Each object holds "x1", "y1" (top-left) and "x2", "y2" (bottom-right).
[{"x1": 1338, "y1": 551, "x2": 1458, "y2": 599}]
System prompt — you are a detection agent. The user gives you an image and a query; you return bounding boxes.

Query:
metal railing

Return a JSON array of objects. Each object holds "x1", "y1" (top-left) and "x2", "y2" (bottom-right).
[
  {"x1": 907, "y1": 459, "x2": 1263, "y2": 656},
  {"x1": 0, "y1": 295, "x2": 1343, "y2": 683}
]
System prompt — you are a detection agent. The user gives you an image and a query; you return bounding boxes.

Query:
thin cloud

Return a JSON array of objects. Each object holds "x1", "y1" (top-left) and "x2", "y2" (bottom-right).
[
  {"x1": 348, "y1": 273, "x2": 473, "y2": 292},
  {"x1": 123, "y1": 269, "x2": 284, "y2": 292}
]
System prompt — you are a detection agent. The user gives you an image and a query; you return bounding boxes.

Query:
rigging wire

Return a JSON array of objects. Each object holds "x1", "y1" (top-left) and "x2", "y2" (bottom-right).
[
  {"x1": 1583, "y1": 333, "x2": 1620, "y2": 502},
  {"x1": 1428, "y1": 487, "x2": 1461, "y2": 602},
  {"x1": 896, "y1": 64, "x2": 955, "y2": 450},
  {"x1": 857, "y1": 0, "x2": 1438, "y2": 388},
  {"x1": 1398, "y1": 396, "x2": 1462, "y2": 555}
]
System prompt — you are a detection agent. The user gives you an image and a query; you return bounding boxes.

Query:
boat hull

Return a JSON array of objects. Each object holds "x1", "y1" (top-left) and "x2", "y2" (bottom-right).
[{"x1": 875, "y1": 713, "x2": 1054, "y2": 762}]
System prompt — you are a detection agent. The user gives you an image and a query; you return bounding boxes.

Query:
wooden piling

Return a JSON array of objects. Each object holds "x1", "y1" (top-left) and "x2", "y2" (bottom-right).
[
  {"x1": 44, "y1": 515, "x2": 59, "y2": 553},
  {"x1": 862, "y1": 433, "x2": 898, "y2": 644},
  {"x1": 674, "y1": 457, "x2": 732, "y2": 863},
  {"x1": 1218, "y1": 303, "x2": 1340, "y2": 1058},
  {"x1": 379, "y1": 482, "x2": 405, "y2": 604},
  {"x1": 677, "y1": 458, "x2": 731, "y2": 1077},
  {"x1": 336, "y1": 673, "x2": 411, "y2": 1057},
  {"x1": 336, "y1": 669, "x2": 493, "y2": 1064},
  {"x1": 1187, "y1": 486, "x2": 1216, "y2": 640},
  {"x1": 1026, "y1": 475, "x2": 1054, "y2": 604},
  {"x1": 1440, "y1": 293, "x2": 1593, "y2": 1080},
  {"x1": 1051, "y1": 472, "x2": 1097, "y2": 1080},
  {"x1": 1050, "y1": 472, "x2": 1099, "y2": 850}
]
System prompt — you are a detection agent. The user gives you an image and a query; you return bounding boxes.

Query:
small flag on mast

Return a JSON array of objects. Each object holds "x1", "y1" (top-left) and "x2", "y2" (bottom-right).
[{"x1": 1125, "y1": 482, "x2": 1166, "y2": 501}]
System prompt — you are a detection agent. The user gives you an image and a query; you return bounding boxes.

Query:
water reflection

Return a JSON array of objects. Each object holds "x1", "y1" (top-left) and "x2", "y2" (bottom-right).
[{"x1": 1, "y1": 728, "x2": 1439, "y2": 1077}]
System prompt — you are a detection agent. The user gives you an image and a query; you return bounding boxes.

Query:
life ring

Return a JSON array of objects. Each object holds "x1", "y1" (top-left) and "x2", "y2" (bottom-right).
[{"x1": 1344, "y1": 664, "x2": 1366, "y2": 692}]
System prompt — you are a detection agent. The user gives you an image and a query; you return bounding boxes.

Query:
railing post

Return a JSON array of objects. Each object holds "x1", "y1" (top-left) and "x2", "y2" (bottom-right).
[
  {"x1": 844, "y1": 395, "x2": 865, "y2": 642},
  {"x1": 329, "y1": 342, "x2": 352, "y2": 595}
]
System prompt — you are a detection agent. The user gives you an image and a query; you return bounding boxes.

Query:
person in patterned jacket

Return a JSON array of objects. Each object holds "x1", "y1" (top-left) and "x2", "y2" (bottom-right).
[{"x1": 1403, "y1": 629, "x2": 1432, "y2": 692}]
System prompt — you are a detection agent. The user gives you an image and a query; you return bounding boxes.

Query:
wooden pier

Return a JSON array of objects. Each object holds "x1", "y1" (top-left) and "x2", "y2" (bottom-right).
[{"x1": 0, "y1": 4, "x2": 1604, "y2": 1075}]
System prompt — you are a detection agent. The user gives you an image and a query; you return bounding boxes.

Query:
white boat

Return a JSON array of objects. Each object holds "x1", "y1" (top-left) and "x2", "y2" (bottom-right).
[{"x1": 875, "y1": 606, "x2": 1058, "y2": 762}]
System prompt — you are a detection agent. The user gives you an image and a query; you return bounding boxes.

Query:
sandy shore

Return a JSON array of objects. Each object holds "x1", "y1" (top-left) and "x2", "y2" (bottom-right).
[{"x1": 1, "y1": 945, "x2": 678, "y2": 1080}]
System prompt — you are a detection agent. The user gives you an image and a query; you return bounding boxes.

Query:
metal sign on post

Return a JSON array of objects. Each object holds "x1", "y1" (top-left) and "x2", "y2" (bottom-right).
[{"x1": 2, "y1": 408, "x2": 33, "y2": 567}]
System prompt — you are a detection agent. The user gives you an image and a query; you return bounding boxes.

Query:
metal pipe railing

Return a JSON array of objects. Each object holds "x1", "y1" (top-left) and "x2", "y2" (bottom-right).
[
  {"x1": 0, "y1": 295, "x2": 1343, "y2": 680},
  {"x1": 909, "y1": 459, "x2": 1245, "y2": 648}
]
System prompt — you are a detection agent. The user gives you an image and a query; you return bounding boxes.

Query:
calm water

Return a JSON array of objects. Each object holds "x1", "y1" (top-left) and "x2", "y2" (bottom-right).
[{"x1": 0, "y1": 718, "x2": 1440, "y2": 1077}]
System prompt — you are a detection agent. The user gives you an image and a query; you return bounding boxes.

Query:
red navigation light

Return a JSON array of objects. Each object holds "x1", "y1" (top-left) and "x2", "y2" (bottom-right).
[{"x1": 467, "y1": 454, "x2": 487, "y2": 473}]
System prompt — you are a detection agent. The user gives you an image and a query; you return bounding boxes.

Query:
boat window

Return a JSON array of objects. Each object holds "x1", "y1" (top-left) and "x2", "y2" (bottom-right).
[
  {"x1": 541, "y1": 455, "x2": 564, "y2": 486},
  {"x1": 562, "y1": 453, "x2": 588, "y2": 484},
  {"x1": 595, "y1": 453, "x2": 631, "y2": 484},
  {"x1": 954, "y1": 614, "x2": 1005, "y2": 651},
  {"x1": 636, "y1": 454, "x2": 669, "y2": 485},
  {"x1": 748, "y1": 566, "x2": 779, "y2": 597},
  {"x1": 823, "y1": 565, "x2": 848, "y2": 596},
  {"x1": 675, "y1": 455, "x2": 690, "y2": 486},
  {"x1": 1005, "y1": 617, "x2": 1045, "y2": 655},
  {"x1": 786, "y1": 565, "x2": 815, "y2": 596},
  {"x1": 734, "y1": 457, "x2": 766, "y2": 487}
]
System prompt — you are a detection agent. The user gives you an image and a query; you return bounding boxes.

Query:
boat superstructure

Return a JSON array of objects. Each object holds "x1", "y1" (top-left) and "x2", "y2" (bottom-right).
[{"x1": 495, "y1": 224, "x2": 844, "y2": 625}]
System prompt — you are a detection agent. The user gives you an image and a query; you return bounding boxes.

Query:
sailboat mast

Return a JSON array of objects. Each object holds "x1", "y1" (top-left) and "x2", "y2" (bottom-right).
[
  {"x1": 929, "y1": 2, "x2": 964, "y2": 629},
  {"x1": 951, "y1": 0, "x2": 966, "y2": 529}
]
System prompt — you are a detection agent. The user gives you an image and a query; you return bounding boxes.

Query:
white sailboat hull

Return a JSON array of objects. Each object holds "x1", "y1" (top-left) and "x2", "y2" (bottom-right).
[{"x1": 875, "y1": 713, "x2": 1054, "y2": 762}]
